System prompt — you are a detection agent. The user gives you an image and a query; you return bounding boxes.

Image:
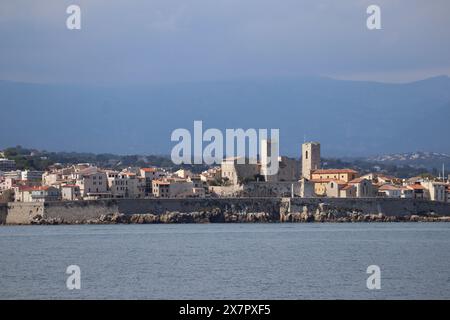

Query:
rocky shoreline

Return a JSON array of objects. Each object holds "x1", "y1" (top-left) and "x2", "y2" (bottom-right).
[{"x1": 26, "y1": 211, "x2": 450, "y2": 225}]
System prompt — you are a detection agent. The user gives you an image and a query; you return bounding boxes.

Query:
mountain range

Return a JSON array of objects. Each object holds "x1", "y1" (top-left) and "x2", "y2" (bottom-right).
[{"x1": 1, "y1": 75, "x2": 449, "y2": 157}]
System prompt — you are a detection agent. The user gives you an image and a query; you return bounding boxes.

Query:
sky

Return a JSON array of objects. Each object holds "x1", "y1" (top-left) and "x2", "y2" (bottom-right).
[{"x1": 1, "y1": 0, "x2": 450, "y2": 85}]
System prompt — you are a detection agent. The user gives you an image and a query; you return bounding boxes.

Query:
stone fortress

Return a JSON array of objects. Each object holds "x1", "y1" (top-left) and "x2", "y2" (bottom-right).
[{"x1": 1, "y1": 141, "x2": 450, "y2": 224}]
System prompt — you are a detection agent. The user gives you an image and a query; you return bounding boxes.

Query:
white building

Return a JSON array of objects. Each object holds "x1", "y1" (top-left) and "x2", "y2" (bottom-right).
[
  {"x1": 14, "y1": 186, "x2": 61, "y2": 202},
  {"x1": 107, "y1": 171, "x2": 145, "y2": 198},
  {"x1": 221, "y1": 157, "x2": 259, "y2": 185},
  {"x1": 140, "y1": 168, "x2": 163, "y2": 196},
  {"x1": 378, "y1": 184, "x2": 402, "y2": 198},
  {"x1": 174, "y1": 169, "x2": 193, "y2": 179},
  {"x1": 0, "y1": 159, "x2": 16, "y2": 171},
  {"x1": 152, "y1": 179, "x2": 194, "y2": 198},
  {"x1": 61, "y1": 185, "x2": 81, "y2": 201},
  {"x1": 420, "y1": 181, "x2": 447, "y2": 202},
  {"x1": 21, "y1": 170, "x2": 44, "y2": 182},
  {"x1": 74, "y1": 167, "x2": 109, "y2": 198}
]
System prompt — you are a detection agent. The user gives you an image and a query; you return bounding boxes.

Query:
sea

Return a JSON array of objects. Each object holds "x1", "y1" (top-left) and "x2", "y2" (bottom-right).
[{"x1": 0, "y1": 223, "x2": 449, "y2": 299}]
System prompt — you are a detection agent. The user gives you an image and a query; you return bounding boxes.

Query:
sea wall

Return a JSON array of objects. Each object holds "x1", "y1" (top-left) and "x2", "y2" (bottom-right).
[
  {"x1": 5, "y1": 202, "x2": 45, "y2": 224},
  {"x1": 0, "y1": 203, "x2": 7, "y2": 224},
  {"x1": 281, "y1": 197, "x2": 450, "y2": 222},
  {"x1": 2, "y1": 197, "x2": 450, "y2": 225}
]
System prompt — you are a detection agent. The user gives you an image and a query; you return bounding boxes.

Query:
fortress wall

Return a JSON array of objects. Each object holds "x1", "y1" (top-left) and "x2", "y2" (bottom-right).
[
  {"x1": 288, "y1": 197, "x2": 450, "y2": 216},
  {"x1": 116, "y1": 198, "x2": 281, "y2": 215},
  {"x1": 43, "y1": 199, "x2": 120, "y2": 223},
  {"x1": 5, "y1": 202, "x2": 45, "y2": 224},
  {"x1": 0, "y1": 203, "x2": 7, "y2": 224},
  {"x1": 2, "y1": 197, "x2": 450, "y2": 224}
]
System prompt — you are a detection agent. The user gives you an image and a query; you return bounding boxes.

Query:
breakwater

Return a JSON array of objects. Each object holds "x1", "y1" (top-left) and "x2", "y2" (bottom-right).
[{"x1": 2, "y1": 197, "x2": 450, "y2": 225}]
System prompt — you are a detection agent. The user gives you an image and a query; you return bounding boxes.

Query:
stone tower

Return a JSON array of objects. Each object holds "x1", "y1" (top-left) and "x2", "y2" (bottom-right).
[
  {"x1": 301, "y1": 142, "x2": 320, "y2": 180},
  {"x1": 260, "y1": 139, "x2": 279, "y2": 182}
]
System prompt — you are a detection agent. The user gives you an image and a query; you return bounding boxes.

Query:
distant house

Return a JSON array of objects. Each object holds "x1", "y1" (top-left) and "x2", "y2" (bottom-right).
[
  {"x1": 221, "y1": 157, "x2": 259, "y2": 185},
  {"x1": 61, "y1": 185, "x2": 81, "y2": 201},
  {"x1": 140, "y1": 168, "x2": 163, "y2": 196},
  {"x1": 106, "y1": 171, "x2": 145, "y2": 199},
  {"x1": 152, "y1": 179, "x2": 194, "y2": 198},
  {"x1": 378, "y1": 184, "x2": 402, "y2": 198},
  {"x1": 14, "y1": 186, "x2": 61, "y2": 202},
  {"x1": 325, "y1": 180, "x2": 348, "y2": 197},
  {"x1": 347, "y1": 177, "x2": 373, "y2": 197},
  {"x1": 406, "y1": 183, "x2": 426, "y2": 199},
  {"x1": 311, "y1": 169, "x2": 358, "y2": 183},
  {"x1": 339, "y1": 184, "x2": 357, "y2": 198},
  {"x1": 0, "y1": 159, "x2": 16, "y2": 171},
  {"x1": 73, "y1": 167, "x2": 110, "y2": 199},
  {"x1": 420, "y1": 181, "x2": 447, "y2": 202}
]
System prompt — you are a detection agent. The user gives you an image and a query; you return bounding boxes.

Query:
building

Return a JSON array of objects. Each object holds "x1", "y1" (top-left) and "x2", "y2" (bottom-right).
[
  {"x1": 378, "y1": 184, "x2": 402, "y2": 198},
  {"x1": 140, "y1": 168, "x2": 163, "y2": 196},
  {"x1": 301, "y1": 142, "x2": 320, "y2": 180},
  {"x1": 3, "y1": 170, "x2": 22, "y2": 180},
  {"x1": 407, "y1": 183, "x2": 426, "y2": 199},
  {"x1": 152, "y1": 179, "x2": 194, "y2": 198},
  {"x1": 42, "y1": 167, "x2": 75, "y2": 186},
  {"x1": 21, "y1": 170, "x2": 44, "y2": 182},
  {"x1": 260, "y1": 139, "x2": 278, "y2": 182},
  {"x1": 400, "y1": 187, "x2": 414, "y2": 199},
  {"x1": 200, "y1": 167, "x2": 221, "y2": 182},
  {"x1": 277, "y1": 157, "x2": 300, "y2": 182},
  {"x1": 299, "y1": 178, "x2": 315, "y2": 197},
  {"x1": 221, "y1": 157, "x2": 260, "y2": 185},
  {"x1": 174, "y1": 169, "x2": 193, "y2": 179},
  {"x1": 340, "y1": 184, "x2": 357, "y2": 198},
  {"x1": 74, "y1": 167, "x2": 109, "y2": 198},
  {"x1": 152, "y1": 180, "x2": 170, "y2": 198},
  {"x1": 107, "y1": 171, "x2": 146, "y2": 198},
  {"x1": 347, "y1": 177, "x2": 373, "y2": 197},
  {"x1": 0, "y1": 177, "x2": 16, "y2": 194},
  {"x1": 0, "y1": 159, "x2": 16, "y2": 171},
  {"x1": 61, "y1": 185, "x2": 81, "y2": 201},
  {"x1": 325, "y1": 180, "x2": 349, "y2": 197},
  {"x1": 311, "y1": 169, "x2": 359, "y2": 183},
  {"x1": 420, "y1": 181, "x2": 447, "y2": 202},
  {"x1": 14, "y1": 186, "x2": 61, "y2": 202}
]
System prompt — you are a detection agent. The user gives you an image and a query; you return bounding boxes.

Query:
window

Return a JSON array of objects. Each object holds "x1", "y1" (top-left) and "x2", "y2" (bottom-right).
[{"x1": 305, "y1": 151, "x2": 308, "y2": 159}]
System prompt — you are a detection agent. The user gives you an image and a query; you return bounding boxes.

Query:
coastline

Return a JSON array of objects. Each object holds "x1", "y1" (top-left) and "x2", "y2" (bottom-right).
[{"x1": 2, "y1": 197, "x2": 450, "y2": 225}]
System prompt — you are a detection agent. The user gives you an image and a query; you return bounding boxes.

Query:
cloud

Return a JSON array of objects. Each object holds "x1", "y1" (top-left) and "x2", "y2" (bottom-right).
[{"x1": 0, "y1": 0, "x2": 449, "y2": 84}]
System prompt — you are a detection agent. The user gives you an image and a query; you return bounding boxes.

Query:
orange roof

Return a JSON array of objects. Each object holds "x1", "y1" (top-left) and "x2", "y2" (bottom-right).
[
  {"x1": 19, "y1": 186, "x2": 52, "y2": 191},
  {"x1": 141, "y1": 168, "x2": 157, "y2": 172},
  {"x1": 153, "y1": 179, "x2": 170, "y2": 185},
  {"x1": 407, "y1": 184, "x2": 426, "y2": 190},
  {"x1": 349, "y1": 177, "x2": 367, "y2": 184},
  {"x1": 379, "y1": 184, "x2": 401, "y2": 191},
  {"x1": 312, "y1": 169, "x2": 358, "y2": 175}
]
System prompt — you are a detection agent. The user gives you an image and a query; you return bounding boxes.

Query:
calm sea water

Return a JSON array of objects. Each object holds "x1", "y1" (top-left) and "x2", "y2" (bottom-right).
[{"x1": 0, "y1": 223, "x2": 449, "y2": 299}]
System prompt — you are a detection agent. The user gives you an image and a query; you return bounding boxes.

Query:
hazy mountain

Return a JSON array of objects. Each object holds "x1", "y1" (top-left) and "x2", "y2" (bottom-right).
[
  {"x1": 365, "y1": 151, "x2": 450, "y2": 171},
  {"x1": 1, "y1": 76, "x2": 449, "y2": 157}
]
